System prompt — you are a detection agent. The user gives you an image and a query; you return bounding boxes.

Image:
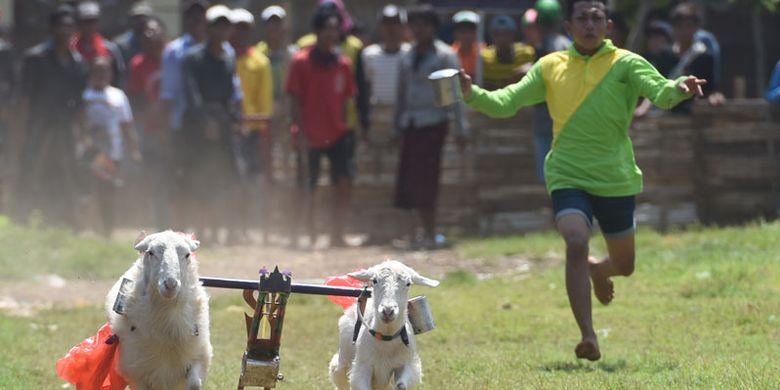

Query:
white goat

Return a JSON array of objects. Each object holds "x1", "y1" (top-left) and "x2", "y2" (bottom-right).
[
  {"x1": 329, "y1": 260, "x2": 439, "y2": 390},
  {"x1": 105, "y1": 230, "x2": 212, "y2": 390}
]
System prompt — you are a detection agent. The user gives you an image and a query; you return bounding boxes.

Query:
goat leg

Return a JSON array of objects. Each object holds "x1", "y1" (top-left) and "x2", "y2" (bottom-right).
[
  {"x1": 347, "y1": 363, "x2": 373, "y2": 390},
  {"x1": 394, "y1": 360, "x2": 421, "y2": 390}
]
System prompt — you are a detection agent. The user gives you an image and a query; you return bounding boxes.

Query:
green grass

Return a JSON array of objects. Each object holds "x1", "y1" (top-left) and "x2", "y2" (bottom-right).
[
  {"x1": 0, "y1": 216, "x2": 135, "y2": 280},
  {"x1": 2, "y1": 222, "x2": 780, "y2": 388}
]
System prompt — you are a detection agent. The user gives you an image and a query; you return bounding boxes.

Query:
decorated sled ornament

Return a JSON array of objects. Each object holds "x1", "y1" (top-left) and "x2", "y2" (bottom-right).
[{"x1": 237, "y1": 266, "x2": 291, "y2": 390}]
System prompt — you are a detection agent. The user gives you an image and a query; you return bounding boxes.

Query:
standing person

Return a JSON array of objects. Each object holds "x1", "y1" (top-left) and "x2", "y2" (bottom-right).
[
  {"x1": 360, "y1": 4, "x2": 410, "y2": 244},
  {"x1": 520, "y1": 8, "x2": 543, "y2": 49},
  {"x1": 394, "y1": 5, "x2": 467, "y2": 249},
  {"x1": 286, "y1": 7, "x2": 357, "y2": 248},
  {"x1": 530, "y1": 0, "x2": 570, "y2": 183},
  {"x1": 159, "y1": 0, "x2": 208, "y2": 230},
  {"x1": 181, "y1": 5, "x2": 242, "y2": 244},
  {"x1": 481, "y1": 15, "x2": 535, "y2": 90},
  {"x1": 361, "y1": 4, "x2": 409, "y2": 139},
  {"x1": 256, "y1": 5, "x2": 296, "y2": 243},
  {"x1": 461, "y1": 0, "x2": 706, "y2": 360},
  {"x1": 230, "y1": 8, "x2": 274, "y2": 243},
  {"x1": 113, "y1": 2, "x2": 153, "y2": 69},
  {"x1": 127, "y1": 18, "x2": 169, "y2": 230},
  {"x1": 71, "y1": 1, "x2": 126, "y2": 88},
  {"x1": 82, "y1": 56, "x2": 140, "y2": 237},
  {"x1": 451, "y1": 10, "x2": 481, "y2": 80},
  {"x1": 15, "y1": 5, "x2": 87, "y2": 228},
  {"x1": 256, "y1": 6, "x2": 294, "y2": 112},
  {"x1": 296, "y1": 1, "x2": 367, "y2": 147},
  {"x1": 669, "y1": 1, "x2": 722, "y2": 114}
]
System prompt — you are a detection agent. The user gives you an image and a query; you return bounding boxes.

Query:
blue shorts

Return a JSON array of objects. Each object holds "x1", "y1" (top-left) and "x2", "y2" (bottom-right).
[{"x1": 551, "y1": 188, "x2": 636, "y2": 239}]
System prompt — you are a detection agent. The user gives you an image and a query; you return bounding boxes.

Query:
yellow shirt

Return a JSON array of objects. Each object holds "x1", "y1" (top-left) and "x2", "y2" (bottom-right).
[
  {"x1": 481, "y1": 43, "x2": 536, "y2": 89},
  {"x1": 236, "y1": 48, "x2": 273, "y2": 131},
  {"x1": 295, "y1": 34, "x2": 363, "y2": 129}
]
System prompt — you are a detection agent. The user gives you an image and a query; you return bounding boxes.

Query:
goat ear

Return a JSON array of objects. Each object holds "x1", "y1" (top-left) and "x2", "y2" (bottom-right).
[
  {"x1": 348, "y1": 269, "x2": 372, "y2": 282},
  {"x1": 187, "y1": 237, "x2": 200, "y2": 252},
  {"x1": 412, "y1": 272, "x2": 440, "y2": 287},
  {"x1": 134, "y1": 234, "x2": 151, "y2": 252}
]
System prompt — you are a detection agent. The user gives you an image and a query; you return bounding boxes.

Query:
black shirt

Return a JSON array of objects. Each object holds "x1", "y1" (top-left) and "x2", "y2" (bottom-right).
[
  {"x1": 20, "y1": 40, "x2": 87, "y2": 137},
  {"x1": 182, "y1": 42, "x2": 239, "y2": 143}
]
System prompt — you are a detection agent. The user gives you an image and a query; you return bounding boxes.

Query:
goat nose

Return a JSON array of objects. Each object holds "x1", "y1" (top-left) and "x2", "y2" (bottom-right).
[
  {"x1": 382, "y1": 307, "x2": 395, "y2": 316},
  {"x1": 164, "y1": 277, "x2": 179, "y2": 290}
]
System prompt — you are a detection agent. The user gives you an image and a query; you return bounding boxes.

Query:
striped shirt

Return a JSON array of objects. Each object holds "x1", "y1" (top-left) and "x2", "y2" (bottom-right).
[{"x1": 361, "y1": 43, "x2": 409, "y2": 105}]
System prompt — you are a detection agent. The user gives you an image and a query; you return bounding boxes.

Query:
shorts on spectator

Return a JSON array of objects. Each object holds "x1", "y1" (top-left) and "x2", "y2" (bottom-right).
[
  {"x1": 551, "y1": 188, "x2": 636, "y2": 239},
  {"x1": 302, "y1": 131, "x2": 355, "y2": 189}
]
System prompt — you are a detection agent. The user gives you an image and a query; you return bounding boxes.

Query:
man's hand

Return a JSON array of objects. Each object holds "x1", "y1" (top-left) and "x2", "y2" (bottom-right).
[
  {"x1": 459, "y1": 68, "x2": 472, "y2": 99},
  {"x1": 677, "y1": 76, "x2": 707, "y2": 97}
]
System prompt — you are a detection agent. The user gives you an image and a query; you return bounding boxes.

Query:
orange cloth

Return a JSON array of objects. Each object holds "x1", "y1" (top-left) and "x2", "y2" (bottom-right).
[{"x1": 452, "y1": 41, "x2": 484, "y2": 77}]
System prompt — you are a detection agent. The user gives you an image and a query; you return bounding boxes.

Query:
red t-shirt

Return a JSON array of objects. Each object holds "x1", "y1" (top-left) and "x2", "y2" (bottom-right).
[
  {"x1": 285, "y1": 47, "x2": 356, "y2": 148},
  {"x1": 128, "y1": 54, "x2": 161, "y2": 103},
  {"x1": 128, "y1": 54, "x2": 161, "y2": 132}
]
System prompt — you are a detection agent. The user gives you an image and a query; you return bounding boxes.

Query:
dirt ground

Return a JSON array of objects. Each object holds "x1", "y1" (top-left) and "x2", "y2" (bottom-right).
[{"x1": 0, "y1": 232, "x2": 532, "y2": 316}]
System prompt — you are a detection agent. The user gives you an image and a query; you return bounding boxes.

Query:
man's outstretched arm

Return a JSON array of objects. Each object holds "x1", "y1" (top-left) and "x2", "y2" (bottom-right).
[
  {"x1": 627, "y1": 54, "x2": 705, "y2": 110},
  {"x1": 462, "y1": 63, "x2": 546, "y2": 118}
]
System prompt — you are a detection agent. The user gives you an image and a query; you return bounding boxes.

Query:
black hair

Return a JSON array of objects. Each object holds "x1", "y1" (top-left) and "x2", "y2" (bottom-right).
[
  {"x1": 566, "y1": 0, "x2": 608, "y2": 20},
  {"x1": 670, "y1": 2, "x2": 701, "y2": 24},
  {"x1": 50, "y1": 4, "x2": 76, "y2": 27},
  {"x1": 407, "y1": 4, "x2": 440, "y2": 28},
  {"x1": 312, "y1": 3, "x2": 342, "y2": 32},
  {"x1": 182, "y1": 0, "x2": 208, "y2": 18}
]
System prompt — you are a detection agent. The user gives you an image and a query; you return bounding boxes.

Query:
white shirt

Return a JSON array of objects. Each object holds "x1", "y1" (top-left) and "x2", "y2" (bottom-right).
[
  {"x1": 361, "y1": 42, "x2": 410, "y2": 105},
  {"x1": 83, "y1": 86, "x2": 133, "y2": 161}
]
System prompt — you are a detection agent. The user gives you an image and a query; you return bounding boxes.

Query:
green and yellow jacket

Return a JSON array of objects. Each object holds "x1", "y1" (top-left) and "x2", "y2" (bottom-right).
[{"x1": 466, "y1": 40, "x2": 692, "y2": 197}]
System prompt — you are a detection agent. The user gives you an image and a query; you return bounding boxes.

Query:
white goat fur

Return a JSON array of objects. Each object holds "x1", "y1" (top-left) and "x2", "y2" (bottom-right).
[
  {"x1": 105, "y1": 230, "x2": 212, "y2": 390},
  {"x1": 329, "y1": 260, "x2": 439, "y2": 390}
]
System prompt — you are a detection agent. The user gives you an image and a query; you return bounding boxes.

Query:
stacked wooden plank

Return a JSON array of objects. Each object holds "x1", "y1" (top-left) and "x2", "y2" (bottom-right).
[
  {"x1": 692, "y1": 100, "x2": 779, "y2": 225},
  {"x1": 632, "y1": 114, "x2": 697, "y2": 230},
  {"x1": 468, "y1": 109, "x2": 553, "y2": 234}
]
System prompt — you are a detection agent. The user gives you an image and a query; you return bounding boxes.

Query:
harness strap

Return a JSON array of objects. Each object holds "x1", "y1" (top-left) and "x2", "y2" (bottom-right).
[
  {"x1": 368, "y1": 326, "x2": 410, "y2": 346},
  {"x1": 352, "y1": 284, "x2": 409, "y2": 346}
]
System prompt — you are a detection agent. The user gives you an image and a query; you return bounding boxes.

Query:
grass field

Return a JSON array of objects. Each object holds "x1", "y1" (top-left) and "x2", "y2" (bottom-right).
[{"x1": 2, "y1": 220, "x2": 780, "y2": 389}]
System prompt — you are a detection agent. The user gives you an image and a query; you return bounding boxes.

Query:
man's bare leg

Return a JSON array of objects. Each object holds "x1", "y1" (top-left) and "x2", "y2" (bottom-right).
[
  {"x1": 557, "y1": 214, "x2": 600, "y2": 361},
  {"x1": 590, "y1": 235, "x2": 635, "y2": 305}
]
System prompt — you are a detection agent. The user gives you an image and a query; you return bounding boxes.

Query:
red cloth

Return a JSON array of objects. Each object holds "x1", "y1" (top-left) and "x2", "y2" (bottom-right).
[
  {"x1": 56, "y1": 322, "x2": 128, "y2": 390},
  {"x1": 128, "y1": 54, "x2": 162, "y2": 132},
  {"x1": 285, "y1": 47, "x2": 356, "y2": 148},
  {"x1": 325, "y1": 273, "x2": 365, "y2": 310},
  {"x1": 128, "y1": 54, "x2": 161, "y2": 102},
  {"x1": 71, "y1": 33, "x2": 109, "y2": 62}
]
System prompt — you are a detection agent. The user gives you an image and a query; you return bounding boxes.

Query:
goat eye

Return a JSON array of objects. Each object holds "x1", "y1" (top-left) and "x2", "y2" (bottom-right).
[
  {"x1": 185, "y1": 253, "x2": 191, "y2": 259},
  {"x1": 406, "y1": 282, "x2": 411, "y2": 287},
  {"x1": 147, "y1": 250, "x2": 154, "y2": 257},
  {"x1": 372, "y1": 278, "x2": 378, "y2": 284}
]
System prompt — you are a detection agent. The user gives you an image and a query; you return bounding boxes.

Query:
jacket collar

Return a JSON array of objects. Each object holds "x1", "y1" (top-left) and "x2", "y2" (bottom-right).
[{"x1": 567, "y1": 39, "x2": 616, "y2": 60}]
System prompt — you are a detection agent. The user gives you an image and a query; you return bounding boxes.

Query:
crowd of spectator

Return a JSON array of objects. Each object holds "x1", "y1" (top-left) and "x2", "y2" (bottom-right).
[{"x1": 0, "y1": 0, "x2": 776, "y2": 248}]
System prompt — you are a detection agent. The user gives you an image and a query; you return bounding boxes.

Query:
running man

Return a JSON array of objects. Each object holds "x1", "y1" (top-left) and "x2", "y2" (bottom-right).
[{"x1": 460, "y1": 0, "x2": 706, "y2": 361}]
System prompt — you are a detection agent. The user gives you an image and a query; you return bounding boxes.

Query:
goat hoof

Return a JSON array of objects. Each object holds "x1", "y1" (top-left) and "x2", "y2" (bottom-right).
[{"x1": 187, "y1": 379, "x2": 202, "y2": 390}]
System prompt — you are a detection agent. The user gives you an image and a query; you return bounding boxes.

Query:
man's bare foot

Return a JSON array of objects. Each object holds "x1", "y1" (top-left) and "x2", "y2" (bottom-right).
[
  {"x1": 575, "y1": 338, "x2": 601, "y2": 361},
  {"x1": 589, "y1": 258, "x2": 614, "y2": 305}
]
